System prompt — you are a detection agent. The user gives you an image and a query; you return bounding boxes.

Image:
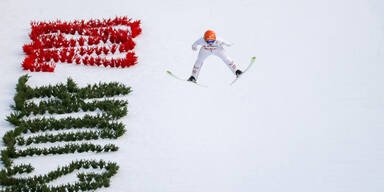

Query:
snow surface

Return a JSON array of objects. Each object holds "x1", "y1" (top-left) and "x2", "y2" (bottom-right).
[{"x1": 1, "y1": 0, "x2": 384, "y2": 191}]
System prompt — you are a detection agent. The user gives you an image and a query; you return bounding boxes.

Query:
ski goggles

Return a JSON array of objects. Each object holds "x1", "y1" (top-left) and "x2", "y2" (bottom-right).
[{"x1": 206, "y1": 40, "x2": 215, "y2": 44}]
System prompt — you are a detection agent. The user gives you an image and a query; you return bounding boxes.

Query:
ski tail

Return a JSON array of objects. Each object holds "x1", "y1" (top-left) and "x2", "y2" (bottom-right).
[{"x1": 166, "y1": 70, "x2": 208, "y2": 87}]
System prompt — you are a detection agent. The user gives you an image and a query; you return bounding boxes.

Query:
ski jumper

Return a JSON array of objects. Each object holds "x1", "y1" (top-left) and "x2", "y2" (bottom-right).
[{"x1": 191, "y1": 37, "x2": 238, "y2": 79}]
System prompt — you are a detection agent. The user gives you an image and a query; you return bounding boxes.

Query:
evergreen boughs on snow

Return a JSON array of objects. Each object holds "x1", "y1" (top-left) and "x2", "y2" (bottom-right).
[
  {"x1": 14, "y1": 143, "x2": 119, "y2": 157},
  {"x1": 17, "y1": 98, "x2": 128, "y2": 119},
  {"x1": 0, "y1": 75, "x2": 130, "y2": 191},
  {"x1": 11, "y1": 75, "x2": 131, "y2": 111},
  {"x1": 1, "y1": 160, "x2": 119, "y2": 192}
]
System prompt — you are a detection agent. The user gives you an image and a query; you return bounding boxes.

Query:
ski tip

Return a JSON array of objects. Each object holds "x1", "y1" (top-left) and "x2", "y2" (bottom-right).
[{"x1": 166, "y1": 70, "x2": 172, "y2": 75}]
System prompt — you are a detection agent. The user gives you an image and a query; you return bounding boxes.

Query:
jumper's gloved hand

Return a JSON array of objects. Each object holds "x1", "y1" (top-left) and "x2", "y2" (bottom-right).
[{"x1": 192, "y1": 45, "x2": 198, "y2": 51}]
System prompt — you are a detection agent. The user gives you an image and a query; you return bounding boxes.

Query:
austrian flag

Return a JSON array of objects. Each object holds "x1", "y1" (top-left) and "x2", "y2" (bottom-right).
[{"x1": 22, "y1": 16, "x2": 142, "y2": 72}]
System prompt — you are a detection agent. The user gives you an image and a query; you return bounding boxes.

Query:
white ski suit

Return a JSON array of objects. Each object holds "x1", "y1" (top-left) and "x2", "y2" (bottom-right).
[{"x1": 191, "y1": 37, "x2": 238, "y2": 79}]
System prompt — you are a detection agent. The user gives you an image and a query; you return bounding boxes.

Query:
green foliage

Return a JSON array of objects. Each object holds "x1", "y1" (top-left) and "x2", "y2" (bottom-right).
[
  {"x1": 14, "y1": 143, "x2": 119, "y2": 157},
  {"x1": 5, "y1": 164, "x2": 34, "y2": 176},
  {"x1": 13, "y1": 74, "x2": 30, "y2": 110},
  {"x1": 0, "y1": 160, "x2": 119, "y2": 192},
  {"x1": 31, "y1": 79, "x2": 131, "y2": 100},
  {"x1": 0, "y1": 75, "x2": 131, "y2": 191},
  {"x1": 6, "y1": 112, "x2": 21, "y2": 126},
  {"x1": 19, "y1": 98, "x2": 127, "y2": 119}
]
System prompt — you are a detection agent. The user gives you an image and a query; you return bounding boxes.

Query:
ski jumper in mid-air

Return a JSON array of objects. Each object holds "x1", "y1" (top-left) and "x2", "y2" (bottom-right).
[{"x1": 187, "y1": 30, "x2": 242, "y2": 83}]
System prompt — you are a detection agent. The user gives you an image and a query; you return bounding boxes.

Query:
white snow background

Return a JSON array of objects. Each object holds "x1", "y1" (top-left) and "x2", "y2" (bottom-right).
[{"x1": 0, "y1": 0, "x2": 384, "y2": 191}]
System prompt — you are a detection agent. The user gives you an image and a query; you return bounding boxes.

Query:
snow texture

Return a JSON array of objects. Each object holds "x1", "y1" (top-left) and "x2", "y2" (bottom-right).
[{"x1": 0, "y1": 0, "x2": 384, "y2": 191}]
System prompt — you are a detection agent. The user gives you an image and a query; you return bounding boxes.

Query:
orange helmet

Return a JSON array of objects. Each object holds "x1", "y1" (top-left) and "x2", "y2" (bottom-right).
[{"x1": 204, "y1": 30, "x2": 216, "y2": 42}]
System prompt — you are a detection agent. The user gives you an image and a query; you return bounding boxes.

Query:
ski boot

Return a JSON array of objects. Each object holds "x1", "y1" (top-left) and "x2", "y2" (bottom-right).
[
  {"x1": 187, "y1": 76, "x2": 196, "y2": 83},
  {"x1": 235, "y1": 70, "x2": 243, "y2": 78}
]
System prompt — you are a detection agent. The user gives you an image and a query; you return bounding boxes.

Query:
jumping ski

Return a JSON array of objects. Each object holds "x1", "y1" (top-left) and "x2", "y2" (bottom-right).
[
  {"x1": 166, "y1": 71, "x2": 208, "y2": 87},
  {"x1": 230, "y1": 56, "x2": 256, "y2": 85}
]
